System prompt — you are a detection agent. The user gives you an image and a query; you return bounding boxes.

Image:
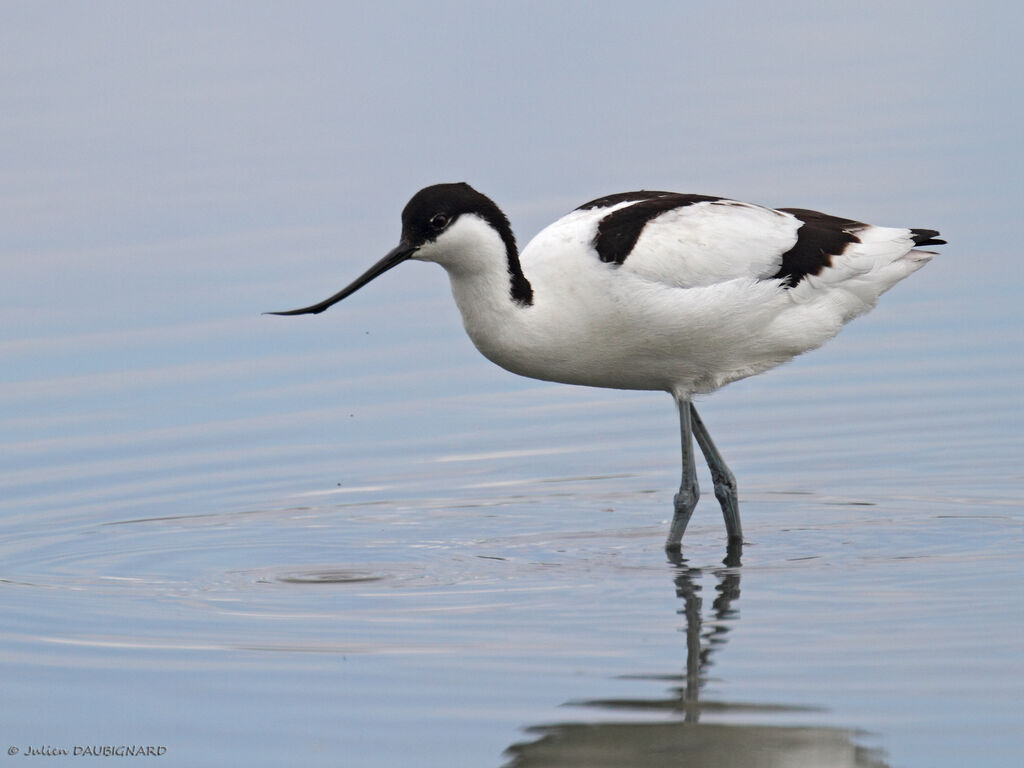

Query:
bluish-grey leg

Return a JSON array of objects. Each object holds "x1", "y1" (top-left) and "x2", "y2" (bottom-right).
[
  {"x1": 667, "y1": 397, "x2": 700, "y2": 550},
  {"x1": 690, "y1": 403, "x2": 742, "y2": 543}
]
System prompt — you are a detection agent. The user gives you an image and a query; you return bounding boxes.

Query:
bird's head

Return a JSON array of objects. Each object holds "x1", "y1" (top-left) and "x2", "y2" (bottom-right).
[{"x1": 266, "y1": 182, "x2": 517, "y2": 316}]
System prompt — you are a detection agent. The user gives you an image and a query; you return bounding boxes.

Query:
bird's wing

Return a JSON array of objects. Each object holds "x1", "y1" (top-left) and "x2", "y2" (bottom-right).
[
  {"x1": 603, "y1": 196, "x2": 803, "y2": 288},
  {"x1": 524, "y1": 193, "x2": 931, "y2": 293}
]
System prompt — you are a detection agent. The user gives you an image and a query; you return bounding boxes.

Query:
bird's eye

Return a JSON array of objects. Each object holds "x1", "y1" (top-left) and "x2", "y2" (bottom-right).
[{"x1": 430, "y1": 213, "x2": 449, "y2": 230}]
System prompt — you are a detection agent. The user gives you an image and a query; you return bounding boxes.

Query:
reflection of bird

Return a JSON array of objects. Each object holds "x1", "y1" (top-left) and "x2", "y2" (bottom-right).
[
  {"x1": 270, "y1": 183, "x2": 944, "y2": 548},
  {"x1": 505, "y1": 554, "x2": 890, "y2": 768}
]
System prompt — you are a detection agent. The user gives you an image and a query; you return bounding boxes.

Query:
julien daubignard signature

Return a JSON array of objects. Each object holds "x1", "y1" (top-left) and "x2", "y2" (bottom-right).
[{"x1": 9, "y1": 745, "x2": 166, "y2": 757}]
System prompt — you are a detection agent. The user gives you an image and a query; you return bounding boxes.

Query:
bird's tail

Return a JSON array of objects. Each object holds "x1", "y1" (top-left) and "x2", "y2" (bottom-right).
[{"x1": 910, "y1": 229, "x2": 946, "y2": 248}]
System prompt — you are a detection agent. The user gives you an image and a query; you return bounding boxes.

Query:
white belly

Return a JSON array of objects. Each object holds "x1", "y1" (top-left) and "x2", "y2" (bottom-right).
[{"x1": 453, "y1": 263, "x2": 836, "y2": 397}]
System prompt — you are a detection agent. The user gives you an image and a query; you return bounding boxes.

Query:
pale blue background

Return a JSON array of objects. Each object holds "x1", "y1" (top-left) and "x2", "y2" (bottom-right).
[{"x1": 2, "y1": 3, "x2": 1021, "y2": 767}]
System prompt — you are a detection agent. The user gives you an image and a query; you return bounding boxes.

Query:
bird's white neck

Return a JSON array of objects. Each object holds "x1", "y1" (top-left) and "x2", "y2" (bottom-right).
[{"x1": 414, "y1": 214, "x2": 534, "y2": 368}]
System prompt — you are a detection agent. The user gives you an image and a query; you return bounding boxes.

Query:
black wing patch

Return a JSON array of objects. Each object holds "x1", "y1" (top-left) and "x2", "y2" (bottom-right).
[
  {"x1": 772, "y1": 208, "x2": 867, "y2": 287},
  {"x1": 592, "y1": 194, "x2": 723, "y2": 265}
]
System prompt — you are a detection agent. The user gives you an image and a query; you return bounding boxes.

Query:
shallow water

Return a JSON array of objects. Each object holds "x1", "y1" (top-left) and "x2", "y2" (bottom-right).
[
  {"x1": 3, "y1": 273, "x2": 1022, "y2": 766},
  {"x1": 4, "y1": 6, "x2": 1023, "y2": 764}
]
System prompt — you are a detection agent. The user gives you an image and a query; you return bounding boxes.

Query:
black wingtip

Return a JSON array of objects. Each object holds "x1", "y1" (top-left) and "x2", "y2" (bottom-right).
[{"x1": 910, "y1": 228, "x2": 946, "y2": 247}]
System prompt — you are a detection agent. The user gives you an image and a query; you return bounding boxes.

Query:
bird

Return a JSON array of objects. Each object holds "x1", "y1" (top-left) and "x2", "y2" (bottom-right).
[{"x1": 269, "y1": 183, "x2": 944, "y2": 550}]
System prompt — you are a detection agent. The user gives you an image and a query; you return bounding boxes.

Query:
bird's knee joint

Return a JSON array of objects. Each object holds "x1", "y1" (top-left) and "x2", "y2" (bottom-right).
[
  {"x1": 714, "y1": 482, "x2": 737, "y2": 503},
  {"x1": 674, "y1": 485, "x2": 700, "y2": 512},
  {"x1": 711, "y1": 470, "x2": 737, "y2": 495}
]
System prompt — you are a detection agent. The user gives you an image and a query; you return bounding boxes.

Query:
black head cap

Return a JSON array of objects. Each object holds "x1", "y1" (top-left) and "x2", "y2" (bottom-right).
[
  {"x1": 265, "y1": 182, "x2": 533, "y2": 316},
  {"x1": 400, "y1": 183, "x2": 516, "y2": 253},
  {"x1": 400, "y1": 183, "x2": 531, "y2": 305}
]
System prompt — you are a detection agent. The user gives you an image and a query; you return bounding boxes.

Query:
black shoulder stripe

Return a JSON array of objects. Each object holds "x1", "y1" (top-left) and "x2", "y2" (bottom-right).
[
  {"x1": 593, "y1": 194, "x2": 723, "y2": 265},
  {"x1": 773, "y1": 208, "x2": 866, "y2": 287},
  {"x1": 576, "y1": 190, "x2": 675, "y2": 211},
  {"x1": 910, "y1": 228, "x2": 946, "y2": 247}
]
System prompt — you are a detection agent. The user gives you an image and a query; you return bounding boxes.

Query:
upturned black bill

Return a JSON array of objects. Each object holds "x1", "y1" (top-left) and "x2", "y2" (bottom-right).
[{"x1": 266, "y1": 242, "x2": 416, "y2": 316}]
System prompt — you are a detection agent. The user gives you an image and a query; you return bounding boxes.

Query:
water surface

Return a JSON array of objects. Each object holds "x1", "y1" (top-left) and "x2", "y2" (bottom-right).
[{"x1": 3, "y1": 4, "x2": 1023, "y2": 766}]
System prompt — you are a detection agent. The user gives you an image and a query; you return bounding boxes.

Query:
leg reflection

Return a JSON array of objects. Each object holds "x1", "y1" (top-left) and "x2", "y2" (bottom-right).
[{"x1": 667, "y1": 545, "x2": 742, "y2": 722}]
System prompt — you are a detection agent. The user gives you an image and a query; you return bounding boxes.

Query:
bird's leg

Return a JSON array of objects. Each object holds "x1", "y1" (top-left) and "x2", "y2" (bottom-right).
[
  {"x1": 667, "y1": 397, "x2": 700, "y2": 550},
  {"x1": 690, "y1": 404, "x2": 743, "y2": 543}
]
